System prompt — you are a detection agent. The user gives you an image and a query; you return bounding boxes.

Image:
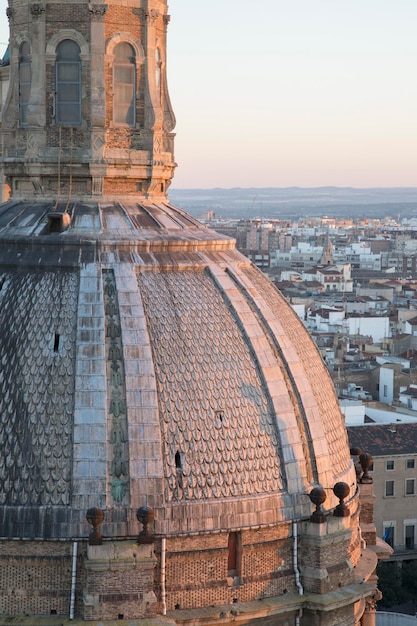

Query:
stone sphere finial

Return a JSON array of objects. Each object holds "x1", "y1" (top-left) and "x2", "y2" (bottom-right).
[
  {"x1": 136, "y1": 505, "x2": 155, "y2": 544},
  {"x1": 350, "y1": 447, "x2": 364, "y2": 478},
  {"x1": 359, "y1": 452, "x2": 373, "y2": 484},
  {"x1": 309, "y1": 486, "x2": 327, "y2": 524},
  {"x1": 86, "y1": 507, "x2": 105, "y2": 545},
  {"x1": 333, "y1": 482, "x2": 350, "y2": 517}
]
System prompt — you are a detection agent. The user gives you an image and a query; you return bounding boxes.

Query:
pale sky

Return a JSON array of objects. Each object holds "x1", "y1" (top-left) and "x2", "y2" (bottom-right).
[{"x1": 1, "y1": 0, "x2": 416, "y2": 189}]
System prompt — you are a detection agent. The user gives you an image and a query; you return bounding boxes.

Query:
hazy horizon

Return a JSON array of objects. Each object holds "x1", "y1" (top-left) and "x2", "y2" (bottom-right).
[{"x1": 1, "y1": 1, "x2": 416, "y2": 189}]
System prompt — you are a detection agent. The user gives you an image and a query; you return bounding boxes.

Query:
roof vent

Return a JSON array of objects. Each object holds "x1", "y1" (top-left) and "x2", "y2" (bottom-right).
[{"x1": 47, "y1": 212, "x2": 71, "y2": 233}]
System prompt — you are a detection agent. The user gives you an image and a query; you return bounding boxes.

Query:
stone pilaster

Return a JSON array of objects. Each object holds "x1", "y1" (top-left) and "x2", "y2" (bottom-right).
[
  {"x1": 299, "y1": 515, "x2": 354, "y2": 595},
  {"x1": 358, "y1": 482, "x2": 377, "y2": 546},
  {"x1": 83, "y1": 541, "x2": 157, "y2": 620}
]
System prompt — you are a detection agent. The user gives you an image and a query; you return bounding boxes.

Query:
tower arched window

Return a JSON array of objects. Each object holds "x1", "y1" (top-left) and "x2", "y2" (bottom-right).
[
  {"x1": 113, "y1": 43, "x2": 136, "y2": 127},
  {"x1": 56, "y1": 39, "x2": 81, "y2": 126},
  {"x1": 19, "y1": 42, "x2": 31, "y2": 125}
]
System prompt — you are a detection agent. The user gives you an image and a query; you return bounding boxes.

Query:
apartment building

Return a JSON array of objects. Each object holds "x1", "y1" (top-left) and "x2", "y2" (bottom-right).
[{"x1": 348, "y1": 423, "x2": 417, "y2": 560}]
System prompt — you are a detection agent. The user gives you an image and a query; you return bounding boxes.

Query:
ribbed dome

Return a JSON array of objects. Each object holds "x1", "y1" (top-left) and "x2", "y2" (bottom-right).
[{"x1": 0, "y1": 199, "x2": 355, "y2": 539}]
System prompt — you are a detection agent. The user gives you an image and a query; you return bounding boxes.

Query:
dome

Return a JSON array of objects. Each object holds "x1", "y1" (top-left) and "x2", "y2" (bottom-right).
[{"x1": 0, "y1": 199, "x2": 355, "y2": 539}]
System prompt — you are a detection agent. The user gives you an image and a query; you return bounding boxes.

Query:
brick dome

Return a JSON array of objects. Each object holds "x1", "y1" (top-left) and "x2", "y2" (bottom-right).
[{"x1": 0, "y1": 199, "x2": 356, "y2": 539}]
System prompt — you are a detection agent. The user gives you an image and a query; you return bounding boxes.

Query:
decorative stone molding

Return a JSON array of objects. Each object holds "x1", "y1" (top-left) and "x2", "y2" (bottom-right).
[
  {"x1": 105, "y1": 31, "x2": 144, "y2": 59},
  {"x1": 6, "y1": 7, "x2": 15, "y2": 21},
  {"x1": 45, "y1": 29, "x2": 89, "y2": 61},
  {"x1": 30, "y1": 3, "x2": 45, "y2": 18},
  {"x1": 103, "y1": 270, "x2": 129, "y2": 505},
  {"x1": 92, "y1": 177, "x2": 103, "y2": 196},
  {"x1": 88, "y1": 4, "x2": 108, "y2": 20},
  {"x1": 30, "y1": 177, "x2": 44, "y2": 194},
  {"x1": 145, "y1": 9, "x2": 159, "y2": 24},
  {"x1": 132, "y1": 8, "x2": 144, "y2": 19}
]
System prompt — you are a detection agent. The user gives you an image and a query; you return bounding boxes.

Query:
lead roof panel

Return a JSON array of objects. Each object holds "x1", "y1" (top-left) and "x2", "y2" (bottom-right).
[{"x1": 0, "y1": 269, "x2": 79, "y2": 506}]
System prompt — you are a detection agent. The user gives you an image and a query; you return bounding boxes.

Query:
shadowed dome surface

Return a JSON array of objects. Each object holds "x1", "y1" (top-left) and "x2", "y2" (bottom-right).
[{"x1": 0, "y1": 199, "x2": 355, "y2": 539}]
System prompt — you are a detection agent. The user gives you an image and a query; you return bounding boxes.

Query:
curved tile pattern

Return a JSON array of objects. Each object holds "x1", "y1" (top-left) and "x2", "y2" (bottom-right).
[
  {"x1": 0, "y1": 270, "x2": 78, "y2": 506},
  {"x1": 137, "y1": 269, "x2": 284, "y2": 502},
  {"x1": 223, "y1": 267, "x2": 318, "y2": 485}
]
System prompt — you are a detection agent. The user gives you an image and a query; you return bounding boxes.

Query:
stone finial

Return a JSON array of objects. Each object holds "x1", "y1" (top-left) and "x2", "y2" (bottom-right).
[
  {"x1": 86, "y1": 507, "x2": 105, "y2": 545},
  {"x1": 350, "y1": 447, "x2": 363, "y2": 478},
  {"x1": 137, "y1": 505, "x2": 155, "y2": 544},
  {"x1": 359, "y1": 452, "x2": 373, "y2": 484},
  {"x1": 333, "y1": 482, "x2": 350, "y2": 517},
  {"x1": 309, "y1": 486, "x2": 327, "y2": 524}
]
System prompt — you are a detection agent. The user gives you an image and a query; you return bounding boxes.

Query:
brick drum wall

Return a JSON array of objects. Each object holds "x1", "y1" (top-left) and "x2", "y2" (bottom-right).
[
  {"x1": 160, "y1": 524, "x2": 296, "y2": 611},
  {"x1": 0, "y1": 541, "x2": 86, "y2": 618}
]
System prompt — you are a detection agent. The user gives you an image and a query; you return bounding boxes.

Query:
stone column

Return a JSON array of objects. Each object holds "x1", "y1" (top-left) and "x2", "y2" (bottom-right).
[{"x1": 27, "y1": 2, "x2": 46, "y2": 127}]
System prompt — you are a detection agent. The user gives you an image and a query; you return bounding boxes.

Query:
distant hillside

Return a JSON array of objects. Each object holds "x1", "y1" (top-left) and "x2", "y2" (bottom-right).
[{"x1": 168, "y1": 187, "x2": 417, "y2": 220}]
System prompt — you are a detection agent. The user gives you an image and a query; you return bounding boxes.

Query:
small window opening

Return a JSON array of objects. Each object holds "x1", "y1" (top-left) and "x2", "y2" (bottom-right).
[
  {"x1": 175, "y1": 451, "x2": 182, "y2": 471},
  {"x1": 53, "y1": 333, "x2": 60, "y2": 352},
  {"x1": 227, "y1": 531, "x2": 242, "y2": 579},
  {"x1": 160, "y1": 183, "x2": 164, "y2": 193},
  {"x1": 118, "y1": 614, "x2": 124, "y2": 620},
  {"x1": 233, "y1": 598, "x2": 238, "y2": 604},
  {"x1": 216, "y1": 410, "x2": 224, "y2": 423}
]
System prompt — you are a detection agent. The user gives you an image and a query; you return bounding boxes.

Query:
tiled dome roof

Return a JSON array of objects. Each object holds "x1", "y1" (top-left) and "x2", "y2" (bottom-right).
[{"x1": 0, "y1": 200, "x2": 355, "y2": 539}]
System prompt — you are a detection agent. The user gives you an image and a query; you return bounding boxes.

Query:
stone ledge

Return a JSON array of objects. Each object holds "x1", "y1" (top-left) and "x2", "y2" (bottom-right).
[{"x1": 168, "y1": 581, "x2": 376, "y2": 625}]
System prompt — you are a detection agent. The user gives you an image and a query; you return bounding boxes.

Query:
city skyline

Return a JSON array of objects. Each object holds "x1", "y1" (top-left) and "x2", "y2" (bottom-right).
[{"x1": 1, "y1": 0, "x2": 416, "y2": 189}]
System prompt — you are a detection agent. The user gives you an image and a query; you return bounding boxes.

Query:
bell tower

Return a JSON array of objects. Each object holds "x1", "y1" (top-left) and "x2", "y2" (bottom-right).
[{"x1": 1, "y1": 0, "x2": 176, "y2": 202}]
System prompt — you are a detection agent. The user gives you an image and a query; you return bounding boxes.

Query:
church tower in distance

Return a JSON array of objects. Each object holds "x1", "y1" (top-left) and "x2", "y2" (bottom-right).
[{"x1": 2, "y1": 0, "x2": 176, "y2": 202}]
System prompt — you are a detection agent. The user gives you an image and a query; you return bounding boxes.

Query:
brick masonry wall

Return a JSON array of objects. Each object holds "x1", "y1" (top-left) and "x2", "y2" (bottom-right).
[
  {"x1": 158, "y1": 525, "x2": 296, "y2": 611},
  {"x1": 0, "y1": 540, "x2": 86, "y2": 618}
]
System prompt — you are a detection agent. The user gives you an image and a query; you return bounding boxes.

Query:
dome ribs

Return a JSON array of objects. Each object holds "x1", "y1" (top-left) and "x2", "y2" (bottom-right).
[
  {"x1": 103, "y1": 269, "x2": 130, "y2": 506},
  {"x1": 240, "y1": 265, "x2": 351, "y2": 479},
  {"x1": 223, "y1": 266, "x2": 318, "y2": 487}
]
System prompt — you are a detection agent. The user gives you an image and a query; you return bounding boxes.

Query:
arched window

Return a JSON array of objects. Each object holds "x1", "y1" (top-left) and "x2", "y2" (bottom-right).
[
  {"x1": 19, "y1": 42, "x2": 31, "y2": 125},
  {"x1": 56, "y1": 39, "x2": 81, "y2": 125},
  {"x1": 113, "y1": 43, "x2": 136, "y2": 126}
]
